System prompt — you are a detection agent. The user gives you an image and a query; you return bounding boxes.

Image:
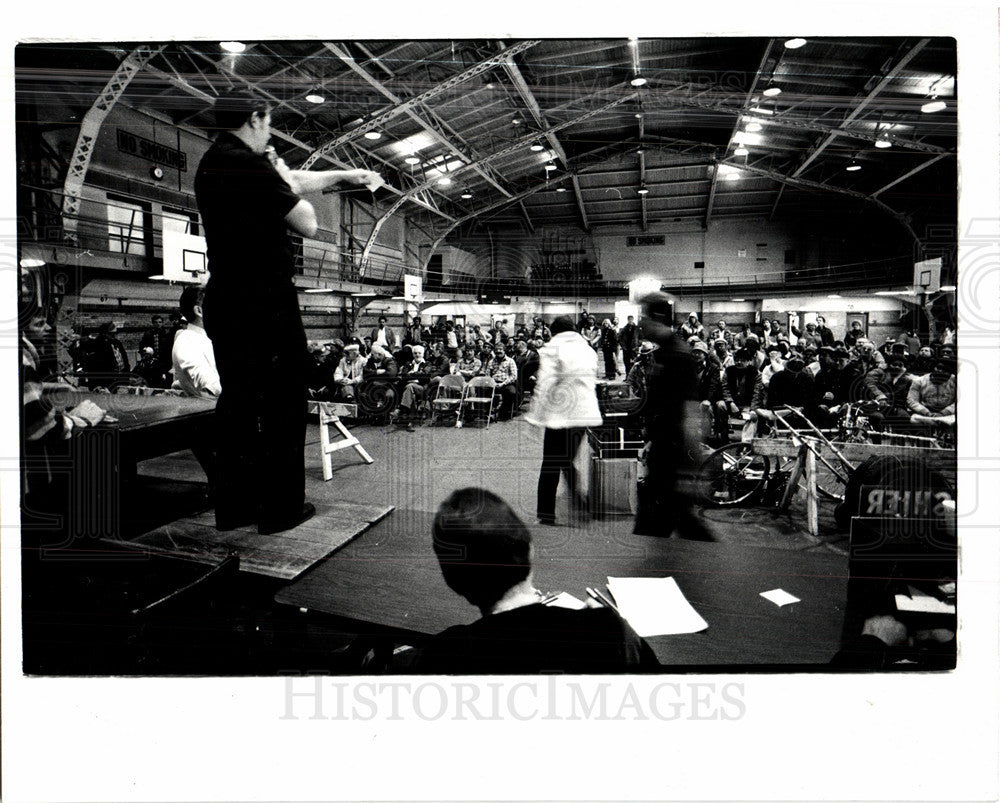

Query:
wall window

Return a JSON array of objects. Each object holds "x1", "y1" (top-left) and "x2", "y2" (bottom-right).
[
  {"x1": 106, "y1": 193, "x2": 152, "y2": 255},
  {"x1": 161, "y1": 206, "x2": 200, "y2": 237}
]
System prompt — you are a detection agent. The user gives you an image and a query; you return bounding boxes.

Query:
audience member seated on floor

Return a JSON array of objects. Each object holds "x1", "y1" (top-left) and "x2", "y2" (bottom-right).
[
  {"x1": 332, "y1": 343, "x2": 367, "y2": 401},
  {"x1": 395, "y1": 344, "x2": 430, "y2": 431},
  {"x1": 424, "y1": 340, "x2": 452, "y2": 403},
  {"x1": 171, "y1": 285, "x2": 221, "y2": 399},
  {"x1": 485, "y1": 342, "x2": 519, "y2": 421},
  {"x1": 409, "y1": 487, "x2": 659, "y2": 674},
  {"x1": 907, "y1": 359, "x2": 956, "y2": 429},
  {"x1": 455, "y1": 346, "x2": 482, "y2": 381}
]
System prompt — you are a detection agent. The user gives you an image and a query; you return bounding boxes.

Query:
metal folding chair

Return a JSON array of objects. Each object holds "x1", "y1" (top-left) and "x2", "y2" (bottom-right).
[
  {"x1": 429, "y1": 373, "x2": 466, "y2": 426},
  {"x1": 459, "y1": 375, "x2": 497, "y2": 428}
]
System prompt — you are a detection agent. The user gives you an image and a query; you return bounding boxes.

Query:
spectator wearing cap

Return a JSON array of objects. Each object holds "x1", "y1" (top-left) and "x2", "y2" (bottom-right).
[
  {"x1": 134, "y1": 346, "x2": 168, "y2": 388},
  {"x1": 792, "y1": 321, "x2": 824, "y2": 350},
  {"x1": 724, "y1": 348, "x2": 762, "y2": 412},
  {"x1": 692, "y1": 340, "x2": 738, "y2": 441},
  {"x1": 742, "y1": 334, "x2": 766, "y2": 370},
  {"x1": 843, "y1": 319, "x2": 866, "y2": 349},
  {"x1": 802, "y1": 344, "x2": 821, "y2": 377},
  {"x1": 370, "y1": 315, "x2": 398, "y2": 351},
  {"x1": 761, "y1": 343, "x2": 785, "y2": 387},
  {"x1": 907, "y1": 360, "x2": 956, "y2": 428},
  {"x1": 865, "y1": 355, "x2": 914, "y2": 418},
  {"x1": 679, "y1": 313, "x2": 705, "y2": 341},
  {"x1": 710, "y1": 338, "x2": 734, "y2": 377},
  {"x1": 333, "y1": 343, "x2": 367, "y2": 401}
]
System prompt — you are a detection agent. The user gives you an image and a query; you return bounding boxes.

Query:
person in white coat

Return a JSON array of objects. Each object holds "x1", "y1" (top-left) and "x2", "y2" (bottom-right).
[{"x1": 525, "y1": 316, "x2": 603, "y2": 525}]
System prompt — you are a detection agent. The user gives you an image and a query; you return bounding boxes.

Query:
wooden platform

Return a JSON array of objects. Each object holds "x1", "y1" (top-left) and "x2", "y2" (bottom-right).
[{"x1": 105, "y1": 501, "x2": 394, "y2": 580}]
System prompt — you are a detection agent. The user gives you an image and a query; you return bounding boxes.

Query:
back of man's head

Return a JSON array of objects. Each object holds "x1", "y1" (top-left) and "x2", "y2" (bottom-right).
[
  {"x1": 213, "y1": 89, "x2": 271, "y2": 132},
  {"x1": 179, "y1": 284, "x2": 206, "y2": 323},
  {"x1": 550, "y1": 315, "x2": 575, "y2": 336},
  {"x1": 433, "y1": 488, "x2": 531, "y2": 610}
]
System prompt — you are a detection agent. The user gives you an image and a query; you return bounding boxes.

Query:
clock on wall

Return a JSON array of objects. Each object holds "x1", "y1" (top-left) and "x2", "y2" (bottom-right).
[{"x1": 150, "y1": 166, "x2": 164, "y2": 181}]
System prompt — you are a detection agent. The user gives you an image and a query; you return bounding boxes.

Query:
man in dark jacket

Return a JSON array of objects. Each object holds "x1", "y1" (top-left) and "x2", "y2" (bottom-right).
[
  {"x1": 599, "y1": 319, "x2": 619, "y2": 379},
  {"x1": 619, "y1": 315, "x2": 640, "y2": 371}
]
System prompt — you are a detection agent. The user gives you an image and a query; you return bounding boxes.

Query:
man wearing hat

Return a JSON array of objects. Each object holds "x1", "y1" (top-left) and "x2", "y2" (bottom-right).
[
  {"x1": 692, "y1": 340, "x2": 738, "y2": 442},
  {"x1": 333, "y1": 342, "x2": 368, "y2": 401},
  {"x1": 626, "y1": 340, "x2": 656, "y2": 397},
  {"x1": 633, "y1": 293, "x2": 714, "y2": 541}
]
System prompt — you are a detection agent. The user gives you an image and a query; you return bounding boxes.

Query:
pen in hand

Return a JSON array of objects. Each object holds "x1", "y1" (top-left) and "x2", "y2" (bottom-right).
[{"x1": 585, "y1": 587, "x2": 619, "y2": 613}]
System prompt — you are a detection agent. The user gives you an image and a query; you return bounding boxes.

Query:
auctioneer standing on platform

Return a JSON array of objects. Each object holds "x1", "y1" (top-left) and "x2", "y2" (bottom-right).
[{"x1": 195, "y1": 89, "x2": 382, "y2": 534}]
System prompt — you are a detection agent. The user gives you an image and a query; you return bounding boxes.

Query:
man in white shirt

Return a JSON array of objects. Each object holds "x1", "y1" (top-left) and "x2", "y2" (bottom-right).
[
  {"x1": 172, "y1": 285, "x2": 221, "y2": 398},
  {"x1": 333, "y1": 343, "x2": 367, "y2": 401},
  {"x1": 170, "y1": 284, "x2": 220, "y2": 495}
]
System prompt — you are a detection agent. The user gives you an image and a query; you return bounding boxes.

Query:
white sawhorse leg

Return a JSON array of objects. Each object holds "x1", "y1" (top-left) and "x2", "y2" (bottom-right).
[{"x1": 309, "y1": 401, "x2": 374, "y2": 481}]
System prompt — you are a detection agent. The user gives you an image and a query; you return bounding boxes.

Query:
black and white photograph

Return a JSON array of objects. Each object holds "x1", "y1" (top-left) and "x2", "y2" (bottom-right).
[{"x1": 3, "y1": 6, "x2": 998, "y2": 802}]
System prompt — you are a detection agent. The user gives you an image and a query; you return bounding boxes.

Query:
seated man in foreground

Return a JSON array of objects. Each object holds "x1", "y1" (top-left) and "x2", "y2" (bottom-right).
[{"x1": 413, "y1": 487, "x2": 659, "y2": 674}]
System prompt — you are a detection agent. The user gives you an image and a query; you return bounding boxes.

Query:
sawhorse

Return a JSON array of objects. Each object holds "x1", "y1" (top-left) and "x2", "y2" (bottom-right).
[{"x1": 308, "y1": 401, "x2": 374, "y2": 480}]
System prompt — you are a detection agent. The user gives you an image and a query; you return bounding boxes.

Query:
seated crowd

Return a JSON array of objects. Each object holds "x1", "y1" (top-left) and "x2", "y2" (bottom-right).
[{"x1": 624, "y1": 314, "x2": 957, "y2": 444}]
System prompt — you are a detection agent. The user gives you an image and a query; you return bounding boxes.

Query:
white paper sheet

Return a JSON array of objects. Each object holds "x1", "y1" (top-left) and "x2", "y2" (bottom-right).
[
  {"x1": 895, "y1": 586, "x2": 956, "y2": 614},
  {"x1": 545, "y1": 592, "x2": 587, "y2": 610},
  {"x1": 759, "y1": 588, "x2": 801, "y2": 607},
  {"x1": 605, "y1": 576, "x2": 708, "y2": 636}
]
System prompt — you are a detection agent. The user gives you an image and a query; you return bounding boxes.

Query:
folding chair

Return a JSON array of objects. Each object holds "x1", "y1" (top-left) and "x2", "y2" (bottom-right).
[
  {"x1": 460, "y1": 375, "x2": 497, "y2": 428},
  {"x1": 429, "y1": 373, "x2": 466, "y2": 426}
]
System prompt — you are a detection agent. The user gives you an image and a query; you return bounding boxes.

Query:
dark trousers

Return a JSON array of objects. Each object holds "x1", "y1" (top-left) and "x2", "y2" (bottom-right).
[
  {"x1": 204, "y1": 282, "x2": 308, "y2": 529},
  {"x1": 622, "y1": 348, "x2": 636, "y2": 372},
  {"x1": 495, "y1": 384, "x2": 518, "y2": 419},
  {"x1": 602, "y1": 348, "x2": 618, "y2": 379},
  {"x1": 536, "y1": 427, "x2": 585, "y2": 522},
  {"x1": 634, "y1": 436, "x2": 714, "y2": 541}
]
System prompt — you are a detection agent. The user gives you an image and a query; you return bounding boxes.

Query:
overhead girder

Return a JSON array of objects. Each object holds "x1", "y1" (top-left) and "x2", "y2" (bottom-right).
[
  {"x1": 360, "y1": 87, "x2": 640, "y2": 266},
  {"x1": 791, "y1": 39, "x2": 931, "y2": 178},
  {"x1": 301, "y1": 40, "x2": 541, "y2": 169},
  {"x1": 707, "y1": 39, "x2": 775, "y2": 229},
  {"x1": 61, "y1": 45, "x2": 164, "y2": 240}
]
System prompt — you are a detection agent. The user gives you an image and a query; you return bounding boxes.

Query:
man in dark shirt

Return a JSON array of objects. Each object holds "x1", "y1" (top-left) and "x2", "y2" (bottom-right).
[
  {"x1": 414, "y1": 487, "x2": 659, "y2": 674},
  {"x1": 139, "y1": 314, "x2": 173, "y2": 382},
  {"x1": 195, "y1": 89, "x2": 382, "y2": 534},
  {"x1": 618, "y1": 315, "x2": 640, "y2": 371}
]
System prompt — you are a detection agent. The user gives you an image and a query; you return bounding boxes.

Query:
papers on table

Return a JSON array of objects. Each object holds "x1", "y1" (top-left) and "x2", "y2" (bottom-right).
[
  {"x1": 895, "y1": 585, "x2": 956, "y2": 615},
  {"x1": 759, "y1": 588, "x2": 801, "y2": 607},
  {"x1": 606, "y1": 576, "x2": 708, "y2": 637}
]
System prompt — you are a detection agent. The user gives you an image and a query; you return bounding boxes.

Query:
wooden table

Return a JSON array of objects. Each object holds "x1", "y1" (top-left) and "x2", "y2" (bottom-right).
[
  {"x1": 58, "y1": 392, "x2": 217, "y2": 539},
  {"x1": 275, "y1": 509, "x2": 849, "y2": 669}
]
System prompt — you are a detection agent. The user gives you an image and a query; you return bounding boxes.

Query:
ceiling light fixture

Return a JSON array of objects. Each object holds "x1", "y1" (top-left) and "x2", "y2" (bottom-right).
[
  {"x1": 511, "y1": 117, "x2": 522, "y2": 125},
  {"x1": 460, "y1": 191, "x2": 473, "y2": 199},
  {"x1": 363, "y1": 131, "x2": 382, "y2": 140},
  {"x1": 556, "y1": 187, "x2": 567, "y2": 192},
  {"x1": 921, "y1": 99, "x2": 947, "y2": 113},
  {"x1": 637, "y1": 185, "x2": 649, "y2": 195},
  {"x1": 734, "y1": 146, "x2": 749, "y2": 157},
  {"x1": 438, "y1": 177, "x2": 453, "y2": 186},
  {"x1": 940, "y1": 285, "x2": 957, "y2": 292},
  {"x1": 875, "y1": 133, "x2": 892, "y2": 149},
  {"x1": 749, "y1": 106, "x2": 774, "y2": 115},
  {"x1": 530, "y1": 143, "x2": 544, "y2": 152},
  {"x1": 845, "y1": 160, "x2": 862, "y2": 172},
  {"x1": 630, "y1": 75, "x2": 647, "y2": 87},
  {"x1": 544, "y1": 163, "x2": 557, "y2": 172},
  {"x1": 784, "y1": 38, "x2": 807, "y2": 49},
  {"x1": 20, "y1": 257, "x2": 45, "y2": 268},
  {"x1": 219, "y1": 41, "x2": 246, "y2": 53},
  {"x1": 404, "y1": 156, "x2": 420, "y2": 165},
  {"x1": 305, "y1": 93, "x2": 325, "y2": 104},
  {"x1": 745, "y1": 122, "x2": 763, "y2": 132},
  {"x1": 762, "y1": 85, "x2": 782, "y2": 97}
]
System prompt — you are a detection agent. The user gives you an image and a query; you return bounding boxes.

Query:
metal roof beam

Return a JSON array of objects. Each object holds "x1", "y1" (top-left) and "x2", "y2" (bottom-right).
[
  {"x1": 305, "y1": 40, "x2": 540, "y2": 168},
  {"x1": 872, "y1": 153, "x2": 950, "y2": 198},
  {"x1": 792, "y1": 38, "x2": 931, "y2": 177},
  {"x1": 708, "y1": 39, "x2": 775, "y2": 229}
]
